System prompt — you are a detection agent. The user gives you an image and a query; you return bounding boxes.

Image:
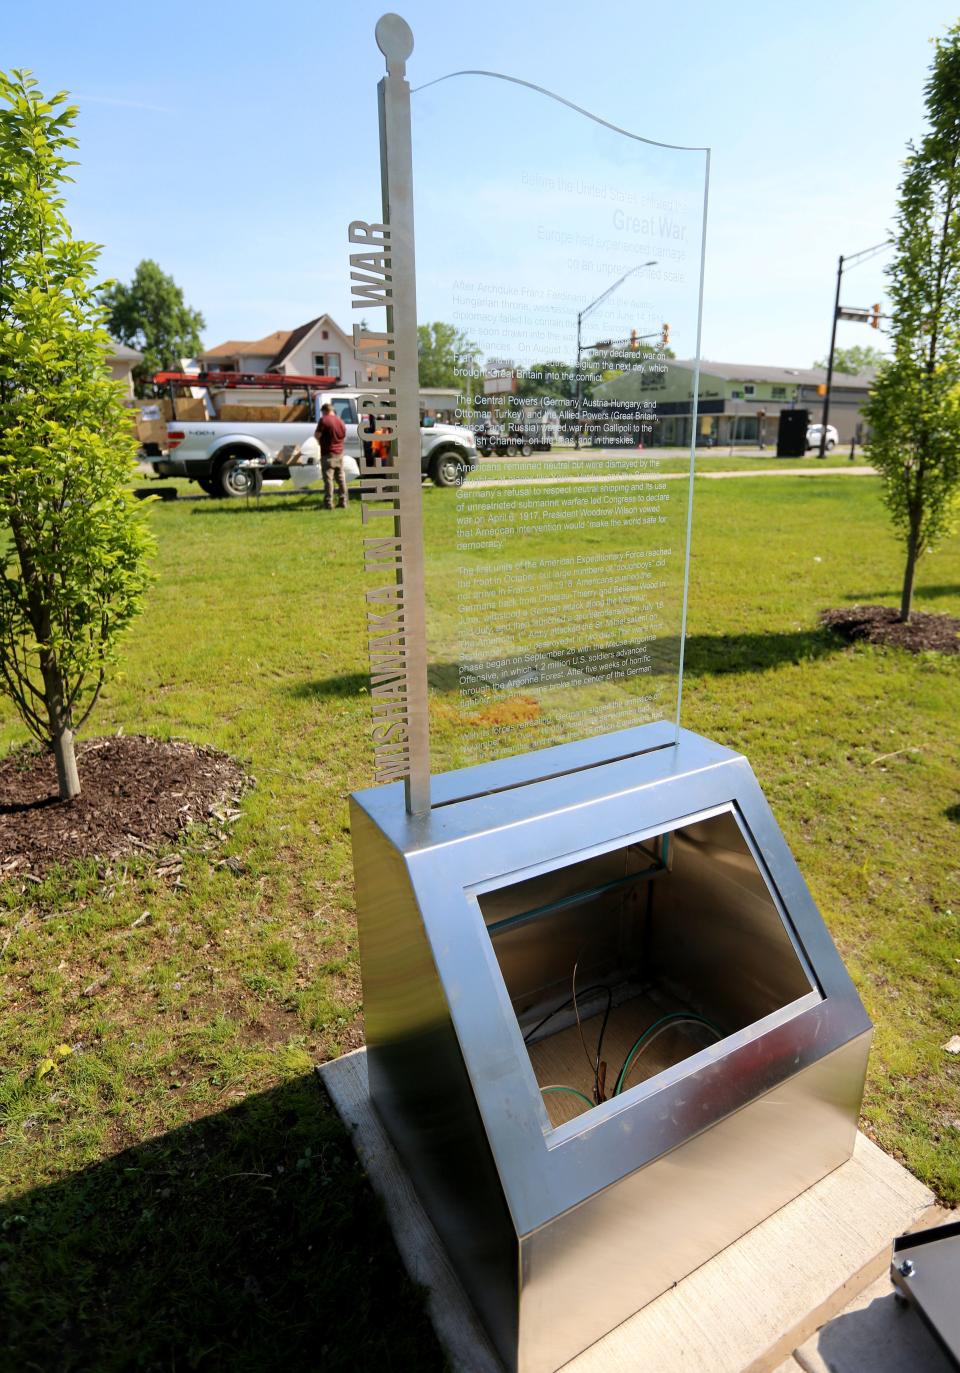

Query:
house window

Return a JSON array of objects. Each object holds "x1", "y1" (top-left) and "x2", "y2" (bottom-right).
[
  {"x1": 744, "y1": 384, "x2": 755, "y2": 396},
  {"x1": 731, "y1": 389, "x2": 743, "y2": 400},
  {"x1": 218, "y1": 361, "x2": 237, "y2": 372},
  {"x1": 313, "y1": 352, "x2": 341, "y2": 378},
  {"x1": 772, "y1": 386, "x2": 786, "y2": 399}
]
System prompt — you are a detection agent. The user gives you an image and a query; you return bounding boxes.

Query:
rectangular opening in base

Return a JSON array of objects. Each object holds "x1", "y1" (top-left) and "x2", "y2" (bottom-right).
[{"x1": 475, "y1": 808, "x2": 819, "y2": 1128}]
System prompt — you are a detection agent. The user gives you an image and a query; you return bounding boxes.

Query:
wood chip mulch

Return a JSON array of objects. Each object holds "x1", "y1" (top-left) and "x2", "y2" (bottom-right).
[
  {"x1": 819, "y1": 604, "x2": 960, "y2": 655},
  {"x1": 0, "y1": 735, "x2": 249, "y2": 878}
]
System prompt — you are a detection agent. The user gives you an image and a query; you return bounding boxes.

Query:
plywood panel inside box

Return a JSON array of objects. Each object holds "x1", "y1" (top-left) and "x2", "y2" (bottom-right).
[{"x1": 527, "y1": 987, "x2": 708, "y2": 1127}]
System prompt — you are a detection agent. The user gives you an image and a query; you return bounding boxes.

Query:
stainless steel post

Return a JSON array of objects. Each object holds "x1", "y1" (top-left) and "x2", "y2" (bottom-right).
[{"x1": 376, "y1": 15, "x2": 431, "y2": 814}]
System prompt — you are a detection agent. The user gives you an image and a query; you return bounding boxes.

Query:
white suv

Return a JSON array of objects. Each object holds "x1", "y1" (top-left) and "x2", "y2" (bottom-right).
[{"x1": 806, "y1": 423, "x2": 838, "y2": 452}]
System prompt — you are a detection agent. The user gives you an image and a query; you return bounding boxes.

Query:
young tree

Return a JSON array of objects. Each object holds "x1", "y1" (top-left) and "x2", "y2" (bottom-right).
[
  {"x1": 866, "y1": 24, "x2": 960, "y2": 621},
  {"x1": 417, "y1": 321, "x2": 477, "y2": 386},
  {"x1": 103, "y1": 259, "x2": 205, "y2": 394},
  {"x1": 0, "y1": 71, "x2": 154, "y2": 799}
]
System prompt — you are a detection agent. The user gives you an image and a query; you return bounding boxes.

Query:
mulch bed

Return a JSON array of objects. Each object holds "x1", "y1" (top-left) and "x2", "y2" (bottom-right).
[
  {"x1": 820, "y1": 604, "x2": 960, "y2": 655},
  {"x1": 0, "y1": 735, "x2": 249, "y2": 878}
]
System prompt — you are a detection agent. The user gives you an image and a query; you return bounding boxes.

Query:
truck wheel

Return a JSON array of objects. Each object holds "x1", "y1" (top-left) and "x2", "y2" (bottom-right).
[
  {"x1": 519, "y1": 442, "x2": 533, "y2": 456},
  {"x1": 430, "y1": 452, "x2": 466, "y2": 488},
  {"x1": 214, "y1": 454, "x2": 262, "y2": 498}
]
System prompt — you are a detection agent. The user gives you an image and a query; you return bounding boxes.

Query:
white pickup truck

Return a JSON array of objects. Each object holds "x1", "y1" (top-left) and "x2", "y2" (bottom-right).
[{"x1": 145, "y1": 389, "x2": 479, "y2": 497}]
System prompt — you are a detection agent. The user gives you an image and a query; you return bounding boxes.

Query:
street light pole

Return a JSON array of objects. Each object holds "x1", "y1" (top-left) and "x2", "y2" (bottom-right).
[
  {"x1": 574, "y1": 259, "x2": 656, "y2": 450},
  {"x1": 575, "y1": 309, "x2": 583, "y2": 450}
]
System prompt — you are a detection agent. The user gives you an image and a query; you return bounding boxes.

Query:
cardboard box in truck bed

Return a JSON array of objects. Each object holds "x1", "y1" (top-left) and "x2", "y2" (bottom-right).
[{"x1": 136, "y1": 418, "x2": 168, "y2": 445}]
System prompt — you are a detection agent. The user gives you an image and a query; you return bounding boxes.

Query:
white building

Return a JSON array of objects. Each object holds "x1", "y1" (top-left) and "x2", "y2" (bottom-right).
[
  {"x1": 199, "y1": 315, "x2": 380, "y2": 388},
  {"x1": 107, "y1": 339, "x2": 143, "y2": 397}
]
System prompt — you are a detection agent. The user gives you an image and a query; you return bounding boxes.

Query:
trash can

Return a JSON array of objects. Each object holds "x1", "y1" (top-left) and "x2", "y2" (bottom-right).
[{"x1": 777, "y1": 408, "x2": 809, "y2": 458}]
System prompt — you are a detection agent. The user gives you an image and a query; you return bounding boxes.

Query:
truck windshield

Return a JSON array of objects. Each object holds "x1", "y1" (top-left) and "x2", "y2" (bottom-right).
[{"x1": 330, "y1": 399, "x2": 357, "y2": 424}]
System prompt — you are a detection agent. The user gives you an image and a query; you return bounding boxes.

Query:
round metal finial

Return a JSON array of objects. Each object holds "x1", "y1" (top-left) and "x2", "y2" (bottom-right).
[{"x1": 375, "y1": 13, "x2": 414, "y2": 76}]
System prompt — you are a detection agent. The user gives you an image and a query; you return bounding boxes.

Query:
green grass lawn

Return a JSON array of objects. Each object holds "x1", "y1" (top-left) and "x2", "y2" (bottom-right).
[{"x1": 0, "y1": 474, "x2": 958, "y2": 1371}]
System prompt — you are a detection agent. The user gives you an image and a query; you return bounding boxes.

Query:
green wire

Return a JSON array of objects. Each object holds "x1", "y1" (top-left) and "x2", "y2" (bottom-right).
[
  {"x1": 540, "y1": 1085, "x2": 595, "y2": 1112},
  {"x1": 614, "y1": 1013, "x2": 724, "y2": 1096}
]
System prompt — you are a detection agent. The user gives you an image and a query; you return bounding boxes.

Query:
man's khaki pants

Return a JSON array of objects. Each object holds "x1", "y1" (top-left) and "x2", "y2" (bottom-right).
[{"x1": 321, "y1": 455, "x2": 348, "y2": 508}]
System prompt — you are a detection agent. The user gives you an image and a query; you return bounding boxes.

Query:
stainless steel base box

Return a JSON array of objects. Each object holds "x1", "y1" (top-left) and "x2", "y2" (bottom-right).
[{"x1": 351, "y1": 724, "x2": 872, "y2": 1373}]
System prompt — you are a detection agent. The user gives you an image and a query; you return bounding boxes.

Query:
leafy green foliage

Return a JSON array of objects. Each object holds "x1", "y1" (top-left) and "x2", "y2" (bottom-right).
[
  {"x1": 416, "y1": 320, "x2": 477, "y2": 386},
  {"x1": 815, "y1": 344, "x2": 886, "y2": 375},
  {"x1": 867, "y1": 361, "x2": 960, "y2": 563},
  {"x1": 865, "y1": 24, "x2": 960, "y2": 619},
  {"x1": 103, "y1": 258, "x2": 205, "y2": 393},
  {"x1": 514, "y1": 359, "x2": 578, "y2": 401},
  {"x1": 0, "y1": 70, "x2": 154, "y2": 795}
]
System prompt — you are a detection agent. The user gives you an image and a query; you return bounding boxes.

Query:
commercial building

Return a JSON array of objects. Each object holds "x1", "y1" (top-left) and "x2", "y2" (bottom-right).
[{"x1": 593, "y1": 358, "x2": 876, "y2": 447}]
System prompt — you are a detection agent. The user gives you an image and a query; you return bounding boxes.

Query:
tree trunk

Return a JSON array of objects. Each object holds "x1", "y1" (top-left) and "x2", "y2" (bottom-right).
[
  {"x1": 8, "y1": 515, "x2": 82, "y2": 799},
  {"x1": 40, "y1": 649, "x2": 81, "y2": 800},
  {"x1": 52, "y1": 724, "x2": 80, "y2": 800},
  {"x1": 900, "y1": 524, "x2": 920, "y2": 623}
]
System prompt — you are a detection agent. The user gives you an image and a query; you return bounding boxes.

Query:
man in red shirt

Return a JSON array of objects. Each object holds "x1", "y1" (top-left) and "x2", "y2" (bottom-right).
[{"x1": 315, "y1": 402, "x2": 348, "y2": 509}]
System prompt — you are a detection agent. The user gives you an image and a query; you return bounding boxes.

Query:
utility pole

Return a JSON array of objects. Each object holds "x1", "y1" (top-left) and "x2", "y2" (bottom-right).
[{"x1": 819, "y1": 254, "x2": 843, "y2": 459}]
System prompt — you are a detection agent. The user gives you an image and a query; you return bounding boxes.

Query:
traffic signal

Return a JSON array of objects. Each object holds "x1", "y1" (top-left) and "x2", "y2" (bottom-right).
[
  {"x1": 660, "y1": 322, "x2": 670, "y2": 347},
  {"x1": 870, "y1": 303, "x2": 881, "y2": 329},
  {"x1": 630, "y1": 328, "x2": 639, "y2": 351}
]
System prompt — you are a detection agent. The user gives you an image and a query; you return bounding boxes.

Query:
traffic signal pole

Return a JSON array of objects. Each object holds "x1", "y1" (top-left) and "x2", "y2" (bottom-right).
[
  {"x1": 819, "y1": 253, "x2": 843, "y2": 460},
  {"x1": 818, "y1": 240, "x2": 888, "y2": 459}
]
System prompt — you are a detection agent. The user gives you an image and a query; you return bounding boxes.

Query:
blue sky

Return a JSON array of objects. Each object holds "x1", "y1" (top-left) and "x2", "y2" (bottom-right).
[{"x1": 6, "y1": 0, "x2": 959, "y2": 368}]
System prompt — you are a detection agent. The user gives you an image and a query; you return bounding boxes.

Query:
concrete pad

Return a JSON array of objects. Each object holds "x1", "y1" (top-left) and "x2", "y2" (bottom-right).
[
  {"x1": 318, "y1": 1049, "x2": 502, "y2": 1373},
  {"x1": 319, "y1": 1048, "x2": 935, "y2": 1373}
]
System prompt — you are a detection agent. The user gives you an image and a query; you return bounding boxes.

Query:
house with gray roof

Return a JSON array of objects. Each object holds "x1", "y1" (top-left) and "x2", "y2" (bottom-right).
[{"x1": 199, "y1": 314, "x2": 384, "y2": 388}]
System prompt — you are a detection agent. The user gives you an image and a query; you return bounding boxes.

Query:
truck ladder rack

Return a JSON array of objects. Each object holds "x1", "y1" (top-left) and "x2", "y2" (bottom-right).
[{"x1": 153, "y1": 370, "x2": 343, "y2": 391}]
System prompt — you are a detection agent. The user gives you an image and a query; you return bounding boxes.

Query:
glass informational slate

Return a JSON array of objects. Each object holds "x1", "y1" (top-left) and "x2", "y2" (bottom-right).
[{"x1": 411, "y1": 72, "x2": 708, "y2": 777}]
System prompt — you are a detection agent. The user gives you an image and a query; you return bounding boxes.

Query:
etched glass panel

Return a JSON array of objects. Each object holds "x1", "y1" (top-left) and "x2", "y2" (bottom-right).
[{"x1": 411, "y1": 74, "x2": 708, "y2": 781}]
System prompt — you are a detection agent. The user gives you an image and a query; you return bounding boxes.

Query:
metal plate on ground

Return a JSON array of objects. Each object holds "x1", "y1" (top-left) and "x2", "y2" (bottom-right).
[{"x1": 891, "y1": 1220, "x2": 960, "y2": 1369}]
